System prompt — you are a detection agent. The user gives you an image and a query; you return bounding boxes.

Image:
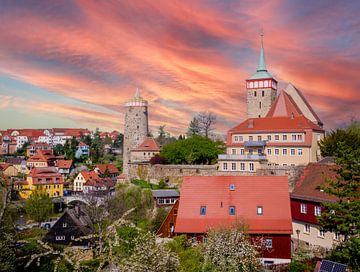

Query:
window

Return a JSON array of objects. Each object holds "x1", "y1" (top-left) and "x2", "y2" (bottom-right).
[
  {"x1": 158, "y1": 199, "x2": 165, "y2": 204},
  {"x1": 264, "y1": 81, "x2": 269, "y2": 87},
  {"x1": 267, "y1": 148, "x2": 272, "y2": 155},
  {"x1": 71, "y1": 236, "x2": 75, "y2": 240},
  {"x1": 259, "y1": 81, "x2": 263, "y2": 88},
  {"x1": 283, "y1": 135, "x2": 287, "y2": 141},
  {"x1": 334, "y1": 232, "x2": 340, "y2": 240},
  {"x1": 249, "y1": 136, "x2": 253, "y2": 141},
  {"x1": 229, "y1": 206, "x2": 236, "y2": 215},
  {"x1": 319, "y1": 228, "x2": 325, "y2": 238},
  {"x1": 274, "y1": 149, "x2": 279, "y2": 155},
  {"x1": 257, "y1": 149, "x2": 262, "y2": 154},
  {"x1": 231, "y1": 163, "x2": 236, "y2": 171},
  {"x1": 282, "y1": 149, "x2": 287, "y2": 155},
  {"x1": 230, "y1": 184, "x2": 235, "y2": 191},
  {"x1": 290, "y1": 149, "x2": 295, "y2": 156},
  {"x1": 234, "y1": 136, "x2": 238, "y2": 142},
  {"x1": 223, "y1": 163, "x2": 228, "y2": 171},
  {"x1": 257, "y1": 136, "x2": 262, "y2": 141},
  {"x1": 232, "y1": 149, "x2": 236, "y2": 155},
  {"x1": 259, "y1": 101, "x2": 262, "y2": 109},
  {"x1": 297, "y1": 134, "x2": 303, "y2": 141},
  {"x1": 300, "y1": 203, "x2": 307, "y2": 214},
  {"x1": 239, "y1": 136, "x2": 243, "y2": 142},
  {"x1": 254, "y1": 81, "x2": 258, "y2": 88},
  {"x1": 55, "y1": 236, "x2": 65, "y2": 241},
  {"x1": 240, "y1": 149, "x2": 245, "y2": 155},
  {"x1": 304, "y1": 224, "x2": 311, "y2": 233},
  {"x1": 292, "y1": 135, "x2": 297, "y2": 141},
  {"x1": 298, "y1": 149, "x2": 303, "y2": 156},
  {"x1": 62, "y1": 223, "x2": 67, "y2": 228},
  {"x1": 267, "y1": 135, "x2": 271, "y2": 141},
  {"x1": 257, "y1": 206, "x2": 263, "y2": 215},
  {"x1": 248, "y1": 148, "x2": 253, "y2": 154},
  {"x1": 200, "y1": 206, "x2": 206, "y2": 215},
  {"x1": 262, "y1": 90, "x2": 265, "y2": 97},
  {"x1": 249, "y1": 163, "x2": 255, "y2": 172},
  {"x1": 315, "y1": 206, "x2": 321, "y2": 216},
  {"x1": 254, "y1": 91, "x2": 257, "y2": 96},
  {"x1": 265, "y1": 238, "x2": 273, "y2": 249},
  {"x1": 250, "y1": 82, "x2": 253, "y2": 88},
  {"x1": 275, "y1": 135, "x2": 279, "y2": 141}
]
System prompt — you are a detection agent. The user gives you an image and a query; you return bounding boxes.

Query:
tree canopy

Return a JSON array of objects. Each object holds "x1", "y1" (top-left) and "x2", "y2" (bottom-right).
[
  {"x1": 160, "y1": 136, "x2": 225, "y2": 165},
  {"x1": 187, "y1": 112, "x2": 217, "y2": 138},
  {"x1": 24, "y1": 190, "x2": 53, "y2": 225}
]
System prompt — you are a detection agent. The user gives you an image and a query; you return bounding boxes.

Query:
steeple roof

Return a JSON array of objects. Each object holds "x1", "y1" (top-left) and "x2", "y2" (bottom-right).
[
  {"x1": 248, "y1": 37, "x2": 274, "y2": 80},
  {"x1": 266, "y1": 90, "x2": 303, "y2": 118}
]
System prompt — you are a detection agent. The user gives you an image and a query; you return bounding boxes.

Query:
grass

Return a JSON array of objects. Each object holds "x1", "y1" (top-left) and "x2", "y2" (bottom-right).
[{"x1": 131, "y1": 179, "x2": 177, "y2": 190}]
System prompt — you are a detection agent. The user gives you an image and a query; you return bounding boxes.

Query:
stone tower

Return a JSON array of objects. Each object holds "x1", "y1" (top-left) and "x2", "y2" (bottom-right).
[
  {"x1": 123, "y1": 89, "x2": 149, "y2": 175},
  {"x1": 246, "y1": 37, "x2": 277, "y2": 118}
]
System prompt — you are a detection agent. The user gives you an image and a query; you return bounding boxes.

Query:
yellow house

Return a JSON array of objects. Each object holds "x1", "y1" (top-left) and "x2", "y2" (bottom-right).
[{"x1": 15, "y1": 167, "x2": 64, "y2": 199}]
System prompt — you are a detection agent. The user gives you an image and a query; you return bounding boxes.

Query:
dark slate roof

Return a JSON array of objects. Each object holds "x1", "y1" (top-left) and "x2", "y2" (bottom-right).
[{"x1": 151, "y1": 189, "x2": 179, "y2": 198}]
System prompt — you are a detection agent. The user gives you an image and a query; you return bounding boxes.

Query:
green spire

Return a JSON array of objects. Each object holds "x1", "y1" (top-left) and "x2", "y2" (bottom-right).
[{"x1": 257, "y1": 34, "x2": 267, "y2": 72}]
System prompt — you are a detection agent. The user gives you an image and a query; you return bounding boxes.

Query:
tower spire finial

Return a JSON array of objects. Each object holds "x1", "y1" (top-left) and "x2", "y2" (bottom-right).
[{"x1": 257, "y1": 29, "x2": 267, "y2": 72}]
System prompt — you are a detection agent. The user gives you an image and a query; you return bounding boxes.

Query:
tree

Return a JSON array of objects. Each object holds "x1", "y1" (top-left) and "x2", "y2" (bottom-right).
[
  {"x1": 203, "y1": 226, "x2": 261, "y2": 271},
  {"x1": 24, "y1": 190, "x2": 53, "y2": 225},
  {"x1": 149, "y1": 154, "x2": 167, "y2": 165},
  {"x1": 187, "y1": 117, "x2": 201, "y2": 137},
  {"x1": 160, "y1": 136, "x2": 225, "y2": 165},
  {"x1": 53, "y1": 144, "x2": 65, "y2": 156},
  {"x1": 113, "y1": 133, "x2": 124, "y2": 148},
  {"x1": 118, "y1": 232, "x2": 179, "y2": 272},
  {"x1": 156, "y1": 125, "x2": 176, "y2": 146},
  {"x1": 319, "y1": 123, "x2": 360, "y2": 269},
  {"x1": 0, "y1": 232, "x2": 16, "y2": 272}
]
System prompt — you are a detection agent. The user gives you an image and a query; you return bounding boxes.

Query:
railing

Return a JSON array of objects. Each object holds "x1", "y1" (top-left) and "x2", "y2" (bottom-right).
[
  {"x1": 218, "y1": 154, "x2": 267, "y2": 161},
  {"x1": 244, "y1": 140, "x2": 267, "y2": 147}
]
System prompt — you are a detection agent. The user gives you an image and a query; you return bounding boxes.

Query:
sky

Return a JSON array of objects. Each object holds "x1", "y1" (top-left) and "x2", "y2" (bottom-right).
[{"x1": 0, "y1": 0, "x2": 359, "y2": 135}]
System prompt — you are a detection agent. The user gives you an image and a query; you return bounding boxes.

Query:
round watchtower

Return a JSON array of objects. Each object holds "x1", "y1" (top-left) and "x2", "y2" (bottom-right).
[{"x1": 123, "y1": 89, "x2": 149, "y2": 175}]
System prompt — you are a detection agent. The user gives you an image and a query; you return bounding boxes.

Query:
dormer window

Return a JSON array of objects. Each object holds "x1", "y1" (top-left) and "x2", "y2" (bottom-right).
[{"x1": 230, "y1": 184, "x2": 235, "y2": 191}]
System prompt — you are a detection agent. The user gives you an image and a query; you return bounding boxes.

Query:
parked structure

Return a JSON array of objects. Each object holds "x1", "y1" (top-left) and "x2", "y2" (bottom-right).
[
  {"x1": 73, "y1": 171, "x2": 100, "y2": 192},
  {"x1": 151, "y1": 189, "x2": 179, "y2": 207},
  {"x1": 75, "y1": 142, "x2": 89, "y2": 158},
  {"x1": 56, "y1": 160, "x2": 74, "y2": 177},
  {"x1": 158, "y1": 176, "x2": 293, "y2": 265},
  {"x1": 130, "y1": 137, "x2": 160, "y2": 162}
]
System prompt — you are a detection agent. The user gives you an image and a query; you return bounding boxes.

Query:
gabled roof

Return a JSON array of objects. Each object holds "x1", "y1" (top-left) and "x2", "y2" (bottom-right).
[
  {"x1": 284, "y1": 83, "x2": 323, "y2": 127},
  {"x1": 95, "y1": 164, "x2": 119, "y2": 174},
  {"x1": 151, "y1": 189, "x2": 179, "y2": 198},
  {"x1": 80, "y1": 171, "x2": 100, "y2": 183},
  {"x1": 175, "y1": 176, "x2": 292, "y2": 235},
  {"x1": 5, "y1": 157, "x2": 25, "y2": 165},
  {"x1": 0, "y1": 163, "x2": 12, "y2": 171},
  {"x1": 266, "y1": 90, "x2": 303, "y2": 118},
  {"x1": 57, "y1": 160, "x2": 73, "y2": 169},
  {"x1": 229, "y1": 115, "x2": 323, "y2": 134},
  {"x1": 291, "y1": 163, "x2": 338, "y2": 203},
  {"x1": 132, "y1": 137, "x2": 160, "y2": 152}
]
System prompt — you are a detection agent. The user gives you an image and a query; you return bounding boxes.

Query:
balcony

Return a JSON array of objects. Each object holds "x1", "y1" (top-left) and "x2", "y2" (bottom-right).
[
  {"x1": 218, "y1": 154, "x2": 267, "y2": 161},
  {"x1": 244, "y1": 140, "x2": 267, "y2": 147}
]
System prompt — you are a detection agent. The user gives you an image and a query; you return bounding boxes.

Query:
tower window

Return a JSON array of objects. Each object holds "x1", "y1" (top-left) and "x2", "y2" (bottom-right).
[
  {"x1": 250, "y1": 82, "x2": 253, "y2": 88},
  {"x1": 259, "y1": 102, "x2": 262, "y2": 109},
  {"x1": 262, "y1": 91, "x2": 265, "y2": 97},
  {"x1": 254, "y1": 91, "x2": 257, "y2": 97}
]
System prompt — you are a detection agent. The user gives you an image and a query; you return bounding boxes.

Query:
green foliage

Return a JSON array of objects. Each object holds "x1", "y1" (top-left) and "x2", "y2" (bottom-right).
[
  {"x1": 24, "y1": 190, "x2": 53, "y2": 224},
  {"x1": 14, "y1": 142, "x2": 29, "y2": 157},
  {"x1": 156, "y1": 125, "x2": 177, "y2": 146},
  {"x1": 79, "y1": 259, "x2": 100, "y2": 272},
  {"x1": 0, "y1": 232, "x2": 16, "y2": 272},
  {"x1": 53, "y1": 144, "x2": 65, "y2": 156},
  {"x1": 160, "y1": 135, "x2": 225, "y2": 165},
  {"x1": 319, "y1": 122, "x2": 360, "y2": 270},
  {"x1": 131, "y1": 179, "x2": 171, "y2": 189},
  {"x1": 113, "y1": 134, "x2": 124, "y2": 148},
  {"x1": 150, "y1": 207, "x2": 168, "y2": 232},
  {"x1": 115, "y1": 226, "x2": 141, "y2": 258}
]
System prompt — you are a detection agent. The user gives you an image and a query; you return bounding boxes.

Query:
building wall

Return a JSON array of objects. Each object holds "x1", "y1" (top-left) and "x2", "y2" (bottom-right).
[
  {"x1": 3, "y1": 165, "x2": 19, "y2": 177},
  {"x1": 73, "y1": 173, "x2": 86, "y2": 192},
  {"x1": 246, "y1": 85, "x2": 277, "y2": 118},
  {"x1": 291, "y1": 198, "x2": 323, "y2": 225},
  {"x1": 130, "y1": 150, "x2": 159, "y2": 162},
  {"x1": 156, "y1": 200, "x2": 179, "y2": 238},
  {"x1": 253, "y1": 234, "x2": 292, "y2": 260},
  {"x1": 292, "y1": 220, "x2": 338, "y2": 249},
  {"x1": 18, "y1": 181, "x2": 63, "y2": 199},
  {"x1": 123, "y1": 105, "x2": 149, "y2": 175},
  {"x1": 27, "y1": 161, "x2": 48, "y2": 168}
]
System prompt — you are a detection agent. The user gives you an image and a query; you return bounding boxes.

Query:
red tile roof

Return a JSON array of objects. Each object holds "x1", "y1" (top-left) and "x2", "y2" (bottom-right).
[
  {"x1": 78, "y1": 142, "x2": 88, "y2": 147},
  {"x1": 27, "y1": 149, "x2": 55, "y2": 162},
  {"x1": 80, "y1": 170, "x2": 100, "y2": 182},
  {"x1": 266, "y1": 90, "x2": 303, "y2": 118},
  {"x1": 291, "y1": 163, "x2": 338, "y2": 203},
  {"x1": 175, "y1": 176, "x2": 292, "y2": 235},
  {"x1": 132, "y1": 137, "x2": 160, "y2": 151},
  {"x1": 57, "y1": 160, "x2": 73, "y2": 169},
  {"x1": 28, "y1": 167, "x2": 63, "y2": 184},
  {"x1": 95, "y1": 164, "x2": 119, "y2": 174},
  {"x1": 229, "y1": 116, "x2": 323, "y2": 134}
]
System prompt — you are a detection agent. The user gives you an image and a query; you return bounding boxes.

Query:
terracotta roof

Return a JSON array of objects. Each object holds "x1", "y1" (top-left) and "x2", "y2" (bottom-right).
[
  {"x1": 28, "y1": 167, "x2": 63, "y2": 184},
  {"x1": 85, "y1": 177, "x2": 115, "y2": 188},
  {"x1": 28, "y1": 149, "x2": 55, "y2": 162},
  {"x1": 28, "y1": 142, "x2": 50, "y2": 148},
  {"x1": 80, "y1": 171, "x2": 100, "y2": 182},
  {"x1": 0, "y1": 163, "x2": 11, "y2": 171},
  {"x1": 132, "y1": 137, "x2": 160, "y2": 151},
  {"x1": 95, "y1": 164, "x2": 119, "y2": 174},
  {"x1": 291, "y1": 163, "x2": 338, "y2": 203},
  {"x1": 57, "y1": 160, "x2": 73, "y2": 169},
  {"x1": 266, "y1": 90, "x2": 303, "y2": 118},
  {"x1": 175, "y1": 176, "x2": 292, "y2": 235},
  {"x1": 229, "y1": 116, "x2": 323, "y2": 134},
  {"x1": 78, "y1": 142, "x2": 88, "y2": 147}
]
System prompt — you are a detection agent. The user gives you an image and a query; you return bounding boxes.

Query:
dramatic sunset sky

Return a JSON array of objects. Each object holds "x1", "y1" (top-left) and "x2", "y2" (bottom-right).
[{"x1": 0, "y1": 0, "x2": 359, "y2": 135}]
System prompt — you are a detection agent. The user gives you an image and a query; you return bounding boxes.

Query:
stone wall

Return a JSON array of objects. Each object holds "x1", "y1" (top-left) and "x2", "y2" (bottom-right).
[{"x1": 246, "y1": 87, "x2": 277, "y2": 118}]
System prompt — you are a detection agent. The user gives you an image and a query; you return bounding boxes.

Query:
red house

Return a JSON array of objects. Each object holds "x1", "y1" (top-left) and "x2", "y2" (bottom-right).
[{"x1": 158, "y1": 176, "x2": 293, "y2": 265}]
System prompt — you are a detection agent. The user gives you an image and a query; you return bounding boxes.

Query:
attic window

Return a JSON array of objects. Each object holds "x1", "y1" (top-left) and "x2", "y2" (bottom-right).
[
  {"x1": 230, "y1": 184, "x2": 235, "y2": 191},
  {"x1": 229, "y1": 206, "x2": 236, "y2": 215},
  {"x1": 257, "y1": 206, "x2": 263, "y2": 215},
  {"x1": 200, "y1": 206, "x2": 206, "y2": 215}
]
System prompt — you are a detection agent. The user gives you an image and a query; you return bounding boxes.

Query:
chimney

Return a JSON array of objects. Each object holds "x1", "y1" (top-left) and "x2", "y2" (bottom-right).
[
  {"x1": 248, "y1": 119, "x2": 254, "y2": 128},
  {"x1": 291, "y1": 112, "x2": 295, "y2": 119}
]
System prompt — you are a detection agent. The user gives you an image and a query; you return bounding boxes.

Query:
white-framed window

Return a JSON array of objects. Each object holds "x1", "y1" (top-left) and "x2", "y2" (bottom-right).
[
  {"x1": 234, "y1": 136, "x2": 239, "y2": 142},
  {"x1": 282, "y1": 149, "x2": 287, "y2": 155},
  {"x1": 264, "y1": 81, "x2": 269, "y2": 87},
  {"x1": 55, "y1": 236, "x2": 66, "y2": 241},
  {"x1": 334, "y1": 232, "x2": 340, "y2": 240},
  {"x1": 257, "y1": 206, "x2": 263, "y2": 215},
  {"x1": 267, "y1": 148, "x2": 272, "y2": 155},
  {"x1": 232, "y1": 149, "x2": 236, "y2": 155},
  {"x1": 304, "y1": 224, "x2": 311, "y2": 233},
  {"x1": 254, "y1": 81, "x2": 258, "y2": 88},
  {"x1": 249, "y1": 163, "x2": 255, "y2": 172},
  {"x1": 315, "y1": 206, "x2": 321, "y2": 216},
  {"x1": 239, "y1": 136, "x2": 243, "y2": 142},
  {"x1": 240, "y1": 163, "x2": 245, "y2": 171},
  {"x1": 290, "y1": 149, "x2": 295, "y2": 156},
  {"x1": 300, "y1": 203, "x2": 307, "y2": 214},
  {"x1": 259, "y1": 81, "x2": 263, "y2": 88},
  {"x1": 283, "y1": 135, "x2": 287, "y2": 141},
  {"x1": 249, "y1": 136, "x2": 253, "y2": 141},
  {"x1": 230, "y1": 184, "x2": 235, "y2": 191},
  {"x1": 240, "y1": 149, "x2": 245, "y2": 155},
  {"x1": 250, "y1": 82, "x2": 254, "y2": 88},
  {"x1": 297, "y1": 134, "x2": 303, "y2": 141},
  {"x1": 275, "y1": 149, "x2": 279, "y2": 155},
  {"x1": 319, "y1": 228, "x2": 325, "y2": 238},
  {"x1": 292, "y1": 135, "x2": 297, "y2": 141},
  {"x1": 298, "y1": 149, "x2": 303, "y2": 156},
  {"x1": 267, "y1": 135, "x2": 271, "y2": 141},
  {"x1": 223, "y1": 163, "x2": 228, "y2": 171},
  {"x1": 231, "y1": 163, "x2": 236, "y2": 171},
  {"x1": 275, "y1": 135, "x2": 279, "y2": 141},
  {"x1": 62, "y1": 223, "x2": 67, "y2": 228},
  {"x1": 257, "y1": 136, "x2": 262, "y2": 141},
  {"x1": 265, "y1": 238, "x2": 273, "y2": 249},
  {"x1": 71, "y1": 236, "x2": 75, "y2": 240}
]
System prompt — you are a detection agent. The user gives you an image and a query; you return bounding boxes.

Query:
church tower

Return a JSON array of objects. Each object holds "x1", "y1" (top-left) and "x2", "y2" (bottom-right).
[
  {"x1": 123, "y1": 89, "x2": 149, "y2": 175},
  {"x1": 246, "y1": 36, "x2": 277, "y2": 118}
]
